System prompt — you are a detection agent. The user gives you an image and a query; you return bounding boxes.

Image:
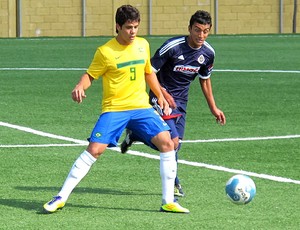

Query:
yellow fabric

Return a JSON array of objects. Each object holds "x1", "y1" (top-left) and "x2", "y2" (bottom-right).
[{"x1": 87, "y1": 37, "x2": 152, "y2": 113}]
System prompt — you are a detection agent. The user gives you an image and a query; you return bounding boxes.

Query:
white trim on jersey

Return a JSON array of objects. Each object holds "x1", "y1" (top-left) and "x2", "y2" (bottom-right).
[
  {"x1": 159, "y1": 37, "x2": 185, "y2": 56},
  {"x1": 198, "y1": 73, "x2": 211, "y2": 79},
  {"x1": 152, "y1": 66, "x2": 159, "y2": 73},
  {"x1": 203, "y1": 41, "x2": 215, "y2": 55}
]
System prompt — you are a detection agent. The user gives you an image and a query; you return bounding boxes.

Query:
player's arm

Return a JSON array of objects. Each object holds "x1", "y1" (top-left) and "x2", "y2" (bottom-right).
[
  {"x1": 160, "y1": 86, "x2": 177, "y2": 109},
  {"x1": 151, "y1": 40, "x2": 177, "y2": 109},
  {"x1": 71, "y1": 73, "x2": 94, "y2": 103},
  {"x1": 199, "y1": 78, "x2": 226, "y2": 125},
  {"x1": 145, "y1": 71, "x2": 170, "y2": 115},
  {"x1": 151, "y1": 67, "x2": 176, "y2": 109}
]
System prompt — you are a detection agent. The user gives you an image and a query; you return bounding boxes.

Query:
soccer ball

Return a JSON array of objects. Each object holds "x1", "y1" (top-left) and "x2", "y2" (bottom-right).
[{"x1": 225, "y1": 174, "x2": 256, "y2": 205}]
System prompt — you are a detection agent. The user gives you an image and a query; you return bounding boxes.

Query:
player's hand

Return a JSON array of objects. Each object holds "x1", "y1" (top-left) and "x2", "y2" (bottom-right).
[
  {"x1": 212, "y1": 108, "x2": 226, "y2": 125},
  {"x1": 162, "y1": 89, "x2": 177, "y2": 109},
  {"x1": 71, "y1": 87, "x2": 87, "y2": 103},
  {"x1": 157, "y1": 97, "x2": 171, "y2": 116}
]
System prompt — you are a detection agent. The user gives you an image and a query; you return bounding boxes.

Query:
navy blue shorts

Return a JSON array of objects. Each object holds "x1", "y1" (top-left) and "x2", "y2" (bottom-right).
[{"x1": 165, "y1": 106, "x2": 186, "y2": 140}]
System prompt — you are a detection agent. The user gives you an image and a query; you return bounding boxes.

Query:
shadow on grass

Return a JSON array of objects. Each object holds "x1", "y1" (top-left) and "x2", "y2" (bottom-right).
[
  {"x1": 2, "y1": 186, "x2": 160, "y2": 214},
  {"x1": 14, "y1": 186, "x2": 159, "y2": 196},
  {"x1": 0, "y1": 198, "x2": 159, "y2": 214}
]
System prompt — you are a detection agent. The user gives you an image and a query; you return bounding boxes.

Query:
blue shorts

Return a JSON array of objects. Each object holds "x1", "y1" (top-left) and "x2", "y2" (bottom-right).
[{"x1": 89, "y1": 108, "x2": 170, "y2": 148}]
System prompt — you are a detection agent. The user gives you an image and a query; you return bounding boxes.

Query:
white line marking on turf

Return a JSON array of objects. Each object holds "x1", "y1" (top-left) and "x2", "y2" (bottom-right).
[
  {"x1": 0, "y1": 67, "x2": 86, "y2": 71},
  {"x1": 182, "y1": 135, "x2": 300, "y2": 143},
  {"x1": 1, "y1": 121, "x2": 300, "y2": 185},
  {"x1": 108, "y1": 134, "x2": 300, "y2": 145},
  {"x1": 177, "y1": 159, "x2": 300, "y2": 185},
  {"x1": 214, "y1": 69, "x2": 300, "y2": 74},
  {"x1": 0, "y1": 67, "x2": 300, "y2": 74},
  {"x1": 0, "y1": 143, "x2": 86, "y2": 148},
  {"x1": 111, "y1": 148, "x2": 300, "y2": 185},
  {"x1": 0, "y1": 121, "x2": 88, "y2": 145}
]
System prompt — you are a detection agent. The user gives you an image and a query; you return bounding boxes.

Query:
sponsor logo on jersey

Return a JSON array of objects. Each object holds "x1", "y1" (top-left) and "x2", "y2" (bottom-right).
[
  {"x1": 198, "y1": 55, "x2": 205, "y2": 64},
  {"x1": 173, "y1": 65, "x2": 200, "y2": 74}
]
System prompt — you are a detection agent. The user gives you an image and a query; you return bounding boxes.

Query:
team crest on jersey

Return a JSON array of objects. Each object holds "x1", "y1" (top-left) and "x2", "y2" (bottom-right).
[{"x1": 198, "y1": 55, "x2": 205, "y2": 64}]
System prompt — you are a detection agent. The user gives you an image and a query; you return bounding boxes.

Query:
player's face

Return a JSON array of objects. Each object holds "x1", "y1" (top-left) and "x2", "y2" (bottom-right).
[
  {"x1": 116, "y1": 20, "x2": 139, "y2": 45},
  {"x1": 188, "y1": 23, "x2": 211, "y2": 48}
]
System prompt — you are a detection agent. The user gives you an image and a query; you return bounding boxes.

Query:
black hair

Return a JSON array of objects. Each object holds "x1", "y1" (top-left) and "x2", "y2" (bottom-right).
[
  {"x1": 115, "y1": 5, "x2": 140, "y2": 33},
  {"x1": 189, "y1": 10, "x2": 212, "y2": 27}
]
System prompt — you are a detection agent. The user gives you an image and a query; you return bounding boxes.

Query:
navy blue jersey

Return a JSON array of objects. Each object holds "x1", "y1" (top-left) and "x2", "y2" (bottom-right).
[{"x1": 150, "y1": 36, "x2": 215, "y2": 104}]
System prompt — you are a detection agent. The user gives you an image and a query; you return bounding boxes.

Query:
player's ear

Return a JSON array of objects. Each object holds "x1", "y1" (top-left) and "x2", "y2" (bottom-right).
[
  {"x1": 116, "y1": 24, "x2": 121, "y2": 34},
  {"x1": 188, "y1": 25, "x2": 191, "y2": 33}
]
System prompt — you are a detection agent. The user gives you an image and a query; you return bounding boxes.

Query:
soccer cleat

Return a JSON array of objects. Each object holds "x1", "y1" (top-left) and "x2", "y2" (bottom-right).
[
  {"x1": 160, "y1": 202, "x2": 190, "y2": 214},
  {"x1": 151, "y1": 98, "x2": 163, "y2": 116},
  {"x1": 174, "y1": 184, "x2": 185, "y2": 197},
  {"x1": 120, "y1": 129, "x2": 133, "y2": 154},
  {"x1": 43, "y1": 196, "x2": 65, "y2": 213}
]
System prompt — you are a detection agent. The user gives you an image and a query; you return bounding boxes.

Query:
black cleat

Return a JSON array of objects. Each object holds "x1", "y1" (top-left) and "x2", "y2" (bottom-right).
[{"x1": 120, "y1": 129, "x2": 133, "y2": 153}]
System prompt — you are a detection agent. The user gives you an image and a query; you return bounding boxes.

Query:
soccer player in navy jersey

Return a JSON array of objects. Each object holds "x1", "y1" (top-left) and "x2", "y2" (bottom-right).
[{"x1": 121, "y1": 10, "x2": 226, "y2": 197}]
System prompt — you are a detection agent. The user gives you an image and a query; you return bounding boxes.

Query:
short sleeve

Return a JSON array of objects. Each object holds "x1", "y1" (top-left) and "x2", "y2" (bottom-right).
[{"x1": 86, "y1": 48, "x2": 107, "y2": 80}]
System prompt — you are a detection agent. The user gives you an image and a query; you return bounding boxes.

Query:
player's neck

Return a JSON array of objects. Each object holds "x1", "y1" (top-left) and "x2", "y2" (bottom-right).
[
  {"x1": 187, "y1": 36, "x2": 202, "y2": 49},
  {"x1": 116, "y1": 35, "x2": 134, "y2": 46}
]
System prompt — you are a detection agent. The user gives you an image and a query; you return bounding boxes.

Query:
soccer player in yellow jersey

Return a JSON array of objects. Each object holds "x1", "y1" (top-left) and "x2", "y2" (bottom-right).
[{"x1": 43, "y1": 5, "x2": 189, "y2": 214}]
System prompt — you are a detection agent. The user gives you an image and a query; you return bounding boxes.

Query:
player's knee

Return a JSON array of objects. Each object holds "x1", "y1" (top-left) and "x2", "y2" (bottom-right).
[
  {"x1": 162, "y1": 139, "x2": 174, "y2": 152},
  {"x1": 87, "y1": 143, "x2": 106, "y2": 158},
  {"x1": 151, "y1": 132, "x2": 174, "y2": 152},
  {"x1": 172, "y1": 137, "x2": 179, "y2": 149}
]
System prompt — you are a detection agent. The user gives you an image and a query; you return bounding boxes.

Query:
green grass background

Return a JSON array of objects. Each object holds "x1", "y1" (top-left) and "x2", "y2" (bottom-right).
[{"x1": 0, "y1": 34, "x2": 300, "y2": 229}]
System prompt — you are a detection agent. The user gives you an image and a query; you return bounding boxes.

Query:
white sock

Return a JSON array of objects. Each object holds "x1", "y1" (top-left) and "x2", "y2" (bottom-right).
[
  {"x1": 160, "y1": 150, "x2": 177, "y2": 204},
  {"x1": 58, "y1": 150, "x2": 96, "y2": 202}
]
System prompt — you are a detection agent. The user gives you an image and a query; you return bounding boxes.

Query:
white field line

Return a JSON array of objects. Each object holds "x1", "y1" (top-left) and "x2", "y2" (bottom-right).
[
  {"x1": 1, "y1": 67, "x2": 300, "y2": 74},
  {"x1": 0, "y1": 121, "x2": 87, "y2": 145},
  {"x1": 1, "y1": 143, "x2": 87, "y2": 148},
  {"x1": 111, "y1": 148, "x2": 300, "y2": 185},
  {"x1": 182, "y1": 135, "x2": 300, "y2": 143},
  {"x1": 214, "y1": 69, "x2": 300, "y2": 74},
  {"x1": 1, "y1": 121, "x2": 300, "y2": 185},
  {"x1": 0, "y1": 67, "x2": 86, "y2": 71}
]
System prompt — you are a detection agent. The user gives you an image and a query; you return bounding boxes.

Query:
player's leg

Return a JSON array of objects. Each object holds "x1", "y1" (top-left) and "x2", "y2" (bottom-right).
[
  {"x1": 43, "y1": 143, "x2": 105, "y2": 213},
  {"x1": 120, "y1": 97, "x2": 166, "y2": 153},
  {"x1": 120, "y1": 115, "x2": 178, "y2": 153},
  {"x1": 120, "y1": 128, "x2": 149, "y2": 153},
  {"x1": 164, "y1": 119, "x2": 185, "y2": 197},
  {"x1": 43, "y1": 112, "x2": 128, "y2": 213},
  {"x1": 150, "y1": 130, "x2": 176, "y2": 203},
  {"x1": 173, "y1": 113, "x2": 187, "y2": 197},
  {"x1": 43, "y1": 142, "x2": 106, "y2": 213},
  {"x1": 174, "y1": 142, "x2": 185, "y2": 197},
  {"x1": 121, "y1": 110, "x2": 186, "y2": 197},
  {"x1": 128, "y1": 108, "x2": 189, "y2": 213},
  {"x1": 151, "y1": 131, "x2": 189, "y2": 213}
]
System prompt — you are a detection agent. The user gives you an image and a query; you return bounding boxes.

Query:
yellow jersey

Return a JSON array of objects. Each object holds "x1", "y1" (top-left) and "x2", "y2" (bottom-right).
[{"x1": 87, "y1": 37, "x2": 152, "y2": 113}]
